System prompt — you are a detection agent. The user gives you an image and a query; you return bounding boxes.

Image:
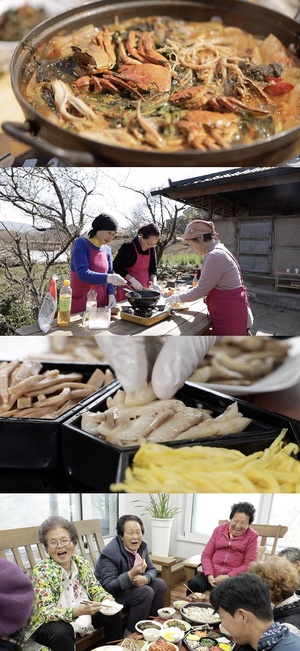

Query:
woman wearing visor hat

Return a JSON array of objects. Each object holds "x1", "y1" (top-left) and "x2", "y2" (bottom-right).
[{"x1": 165, "y1": 219, "x2": 253, "y2": 335}]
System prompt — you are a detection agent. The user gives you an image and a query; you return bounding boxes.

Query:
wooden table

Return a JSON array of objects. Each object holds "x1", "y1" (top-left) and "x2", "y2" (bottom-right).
[{"x1": 15, "y1": 299, "x2": 212, "y2": 336}]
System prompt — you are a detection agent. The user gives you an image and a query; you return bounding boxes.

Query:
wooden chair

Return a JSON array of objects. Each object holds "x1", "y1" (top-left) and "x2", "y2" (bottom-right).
[
  {"x1": 183, "y1": 521, "x2": 288, "y2": 582},
  {"x1": 0, "y1": 519, "x2": 110, "y2": 651}
]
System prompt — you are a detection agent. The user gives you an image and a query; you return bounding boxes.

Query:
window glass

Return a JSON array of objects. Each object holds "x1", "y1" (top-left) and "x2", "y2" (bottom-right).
[
  {"x1": 0, "y1": 493, "x2": 118, "y2": 537},
  {"x1": 190, "y1": 494, "x2": 262, "y2": 538},
  {"x1": 267, "y1": 494, "x2": 300, "y2": 548}
]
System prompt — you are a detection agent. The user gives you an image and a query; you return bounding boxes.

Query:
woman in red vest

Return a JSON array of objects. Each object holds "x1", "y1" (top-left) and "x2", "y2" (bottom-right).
[
  {"x1": 70, "y1": 213, "x2": 125, "y2": 314},
  {"x1": 165, "y1": 219, "x2": 253, "y2": 335},
  {"x1": 113, "y1": 223, "x2": 161, "y2": 302}
]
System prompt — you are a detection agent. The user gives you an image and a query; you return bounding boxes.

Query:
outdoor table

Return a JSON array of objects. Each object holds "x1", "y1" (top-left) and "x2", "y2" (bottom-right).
[{"x1": 15, "y1": 298, "x2": 212, "y2": 336}]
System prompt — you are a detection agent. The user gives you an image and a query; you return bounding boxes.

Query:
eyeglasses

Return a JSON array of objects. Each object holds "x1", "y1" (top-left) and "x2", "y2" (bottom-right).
[{"x1": 47, "y1": 538, "x2": 72, "y2": 549}]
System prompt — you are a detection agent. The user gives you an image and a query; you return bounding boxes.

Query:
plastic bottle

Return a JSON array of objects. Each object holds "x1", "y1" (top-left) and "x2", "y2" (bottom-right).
[
  {"x1": 86, "y1": 285, "x2": 97, "y2": 311},
  {"x1": 38, "y1": 274, "x2": 58, "y2": 333},
  {"x1": 57, "y1": 279, "x2": 72, "y2": 327},
  {"x1": 192, "y1": 272, "x2": 198, "y2": 287}
]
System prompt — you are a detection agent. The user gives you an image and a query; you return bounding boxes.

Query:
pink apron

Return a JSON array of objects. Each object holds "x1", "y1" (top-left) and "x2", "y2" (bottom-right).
[
  {"x1": 116, "y1": 241, "x2": 150, "y2": 302},
  {"x1": 205, "y1": 246, "x2": 250, "y2": 335},
  {"x1": 205, "y1": 287, "x2": 249, "y2": 335},
  {"x1": 71, "y1": 245, "x2": 108, "y2": 313}
]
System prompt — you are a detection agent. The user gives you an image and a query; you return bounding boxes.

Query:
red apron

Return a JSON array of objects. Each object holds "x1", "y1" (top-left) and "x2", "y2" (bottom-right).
[
  {"x1": 204, "y1": 245, "x2": 251, "y2": 335},
  {"x1": 71, "y1": 245, "x2": 108, "y2": 313},
  {"x1": 205, "y1": 286, "x2": 249, "y2": 335},
  {"x1": 116, "y1": 241, "x2": 150, "y2": 302}
]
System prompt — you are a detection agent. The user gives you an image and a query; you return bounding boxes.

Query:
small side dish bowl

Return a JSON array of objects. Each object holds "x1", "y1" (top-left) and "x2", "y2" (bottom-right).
[
  {"x1": 161, "y1": 627, "x2": 185, "y2": 644},
  {"x1": 173, "y1": 600, "x2": 189, "y2": 611},
  {"x1": 157, "y1": 607, "x2": 176, "y2": 620},
  {"x1": 135, "y1": 620, "x2": 164, "y2": 634},
  {"x1": 142, "y1": 628, "x2": 162, "y2": 642},
  {"x1": 164, "y1": 619, "x2": 191, "y2": 632}
]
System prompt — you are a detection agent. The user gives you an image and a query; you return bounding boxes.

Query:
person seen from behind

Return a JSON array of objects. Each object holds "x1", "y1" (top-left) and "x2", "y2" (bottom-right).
[{"x1": 210, "y1": 572, "x2": 300, "y2": 651}]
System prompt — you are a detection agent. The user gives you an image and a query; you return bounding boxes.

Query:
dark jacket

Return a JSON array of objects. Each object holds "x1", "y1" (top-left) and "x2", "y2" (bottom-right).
[
  {"x1": 273, "y1": 600, "x2": 300, "y2": 630},
  {"x1": 95, "y1": 536, "x2": 157, "y2": 597}
]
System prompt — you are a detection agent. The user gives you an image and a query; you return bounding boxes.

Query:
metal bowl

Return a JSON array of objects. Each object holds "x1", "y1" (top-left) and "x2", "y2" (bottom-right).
[
  {"x1": 125, "y1": 289, "x2": 161, "y2": 309},
  {"x1": 180, "y1": 602, "x2": 221, "y2": 626},
  {"x1": 3, "y1": 0, "x2": 300, "y2": 166}
]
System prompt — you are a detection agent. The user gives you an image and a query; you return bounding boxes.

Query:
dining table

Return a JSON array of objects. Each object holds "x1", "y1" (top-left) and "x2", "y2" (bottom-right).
[{"x1": 14, "y1": 298, "x2": 212, "y2": 336}]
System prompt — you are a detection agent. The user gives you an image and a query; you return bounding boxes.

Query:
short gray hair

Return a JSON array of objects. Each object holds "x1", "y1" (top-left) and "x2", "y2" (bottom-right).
[{"x1": 278, "y1": 547, "x2": 300, "y2": 564}]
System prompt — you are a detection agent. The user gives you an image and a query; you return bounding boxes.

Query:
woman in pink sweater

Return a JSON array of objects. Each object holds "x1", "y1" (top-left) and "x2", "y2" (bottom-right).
[
  {"x1": 187, "y1": 501, "x2": 259, "y2": 594},
  {"x1": 165, "y1": 220, "x2": 253, "y2": 335}
]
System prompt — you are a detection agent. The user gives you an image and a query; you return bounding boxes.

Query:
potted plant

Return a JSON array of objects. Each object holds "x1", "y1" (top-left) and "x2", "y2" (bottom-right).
[{"x1": 133, "y1": 494, "x2": 181, "y2": 557}]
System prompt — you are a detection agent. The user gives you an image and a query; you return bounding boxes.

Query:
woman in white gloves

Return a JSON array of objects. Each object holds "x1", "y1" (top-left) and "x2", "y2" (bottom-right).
[
  {"x1": 165, "y1": 220, "x2": 253, "y2": 335},
  {"x1": 70, "y1": 213, "x2": 126, "y2": 314},
  {"x1": 113, "y1": 222, "x2": 162, "y2": 301},
  {"x1": 95, "y1": 336, "x2": 218, "y2": 400}
]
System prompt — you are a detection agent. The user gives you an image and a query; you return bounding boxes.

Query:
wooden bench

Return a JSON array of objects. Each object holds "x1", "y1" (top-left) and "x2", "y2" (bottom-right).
[
  {"x1": 0, "y1": 518, "x2": 110, "y2": 651},
  {"x1": 183, "y1": 522, "x2": 288, "y2": 583}
]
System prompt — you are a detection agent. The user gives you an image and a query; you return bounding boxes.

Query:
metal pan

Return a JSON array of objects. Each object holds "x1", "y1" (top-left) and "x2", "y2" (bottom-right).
[{"x1": 3, "y1": 0, "x2": 300, "y2": 166}]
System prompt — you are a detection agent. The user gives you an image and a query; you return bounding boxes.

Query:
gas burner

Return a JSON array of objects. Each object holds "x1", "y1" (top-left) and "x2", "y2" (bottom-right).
[{"x1": 133, "y1": 306, "x2": 157, "y2": 318}]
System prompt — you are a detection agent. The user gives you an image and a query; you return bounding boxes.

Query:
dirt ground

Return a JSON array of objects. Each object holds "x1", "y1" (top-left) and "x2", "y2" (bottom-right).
[{"x1": 251, "y1": 300, "x2": 300, "y2": 336}]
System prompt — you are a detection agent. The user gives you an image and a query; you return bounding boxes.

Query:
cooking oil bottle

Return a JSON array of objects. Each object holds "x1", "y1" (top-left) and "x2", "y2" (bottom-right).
[
  {"x1": 57, "y1": 279, "x2": 72, "y2": 327},
  {"x1": 192, "y1": 272, "x2": 198, "y2": 286}
]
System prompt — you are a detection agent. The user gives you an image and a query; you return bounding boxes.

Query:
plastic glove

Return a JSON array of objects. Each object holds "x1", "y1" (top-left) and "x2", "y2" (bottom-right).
[
  {"x1": 151, "y1": 282, "x2": 162, "y2": 294},
  {"x1": 164, "y1": 293, "x2": 184, "y2": 307},
  {"x1": 128, "y1": 276, "x2": 144, "y2": 291},
  {"x1": 95, "y1": 336, "x2": 218, "y2": 399},
  {"x1": 107, "y1": 273, "x2": 126, "y2": 286},
  {"x1": 108, "y1": 294, "x2": 116, "y2": 309}
]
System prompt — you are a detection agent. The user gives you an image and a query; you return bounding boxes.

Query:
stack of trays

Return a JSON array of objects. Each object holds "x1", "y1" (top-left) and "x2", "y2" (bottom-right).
[
  {"x1": 0, "y1": 362, "x2": 116, "y2": 470},
  {"x1": 61, "y1": 383, "x2": 300, "y2": 491}
]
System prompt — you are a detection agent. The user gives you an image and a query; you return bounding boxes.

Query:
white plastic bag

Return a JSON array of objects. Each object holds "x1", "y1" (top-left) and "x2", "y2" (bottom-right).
[{"x1": 38, "y1": 274, "x2": 58, "y2": 333}]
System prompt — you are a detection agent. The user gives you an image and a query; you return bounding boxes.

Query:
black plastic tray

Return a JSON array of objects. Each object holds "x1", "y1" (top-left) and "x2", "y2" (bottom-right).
[
  {"x1": 61, "y1": 383, "x2": 299, "y2": 491},
  {"x1": 0, "y1": 362, "x2": 114, "y2": 470}
]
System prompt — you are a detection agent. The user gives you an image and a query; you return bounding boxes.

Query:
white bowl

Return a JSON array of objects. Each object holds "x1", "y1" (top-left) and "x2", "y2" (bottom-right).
[
  {"x1": 164, "y1": 619, "x2": 191, "y2": 632},
  {"x1": 135, "y1": 620, "x2": 164, "y2": 634},
  {"x1": 161, "y1": 627, "x2": 185, "y2": 644},
  {"x1": 157, "y1": 607, "x2": 176, "y2": 620},
  {"x1": 142, "y1": 628, "x2": 162, "y2": 642},
  {"x1": 173, "y1": 600, "x2": 189, "y2": 611}
]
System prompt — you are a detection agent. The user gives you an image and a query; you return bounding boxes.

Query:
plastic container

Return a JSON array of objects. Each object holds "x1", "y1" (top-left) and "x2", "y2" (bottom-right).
[
  {"x1": 57, "y1": 279, "x2": 72, "y2": 327},
  {"x1": 61, "y1": 383, "x2": 300, "y2": 491},
  {"x1": 0, "y1": 362, "x2": 115, "y2": 470},
  {"x1": 86, "y1": 285, "x2": 97, "y2": 311}
]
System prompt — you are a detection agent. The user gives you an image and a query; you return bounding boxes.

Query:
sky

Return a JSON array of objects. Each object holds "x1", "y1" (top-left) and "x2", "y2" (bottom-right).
[{"x1": 0, "y1": 166, "x2": 234, "y2": 227}]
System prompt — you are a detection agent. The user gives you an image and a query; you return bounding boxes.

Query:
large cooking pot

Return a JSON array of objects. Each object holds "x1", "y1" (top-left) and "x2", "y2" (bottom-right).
[
  {"x1": 3, "y1": 0, "x2": 300, "y2": 166},
  {"x1": 126, "y1": 290, "x2": 161, "y2": 309}
]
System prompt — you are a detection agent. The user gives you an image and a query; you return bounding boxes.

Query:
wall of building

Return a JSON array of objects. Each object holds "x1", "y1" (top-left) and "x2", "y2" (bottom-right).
[{"x1": 213, "y1": 216, "x2": 300, "y2": 274}]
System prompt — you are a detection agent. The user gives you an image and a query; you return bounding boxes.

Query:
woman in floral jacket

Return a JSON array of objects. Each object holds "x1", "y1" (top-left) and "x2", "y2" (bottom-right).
[{"x1": 25, "y1": 516, "x2": 122, "y2": 651}]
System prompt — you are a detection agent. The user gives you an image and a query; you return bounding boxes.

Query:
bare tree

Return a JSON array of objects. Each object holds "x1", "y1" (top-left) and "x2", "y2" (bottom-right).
[
  {"x1": 105, "y1": 178, "x2": 186, "y2": 263},
  {"x1": 0, "y1": 167, "x2": 102, "y2": 313}
]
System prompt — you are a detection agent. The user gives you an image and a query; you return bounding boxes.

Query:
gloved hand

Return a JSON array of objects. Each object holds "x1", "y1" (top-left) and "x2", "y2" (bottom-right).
[
  {"x1": 94, "y1": 336, "x2": 218, "y2": 399},
  {"x1": 151, "y1": 281, "x2": 162, "y2": 294},
  {"x1": 108, "y1": 294, "x2": 116, "y2": 309},
  {"x1": 107, "y1": 273, "x2": 126, "y2": 286},
  {"x1": 128, "y1": 276, "x2": 144, "y2": 291},
  {"x1": 164, "y1": 293, "x2": 184, "y2": 307}
]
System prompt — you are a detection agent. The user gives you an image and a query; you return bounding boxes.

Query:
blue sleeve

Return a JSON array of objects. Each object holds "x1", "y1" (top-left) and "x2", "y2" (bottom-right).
[
  {"x1": 71, "y1": 238, "x2": 109, "y2": 286},
  {"x1": 106, "y1": 246, "x2": 115, "y2": 296}
]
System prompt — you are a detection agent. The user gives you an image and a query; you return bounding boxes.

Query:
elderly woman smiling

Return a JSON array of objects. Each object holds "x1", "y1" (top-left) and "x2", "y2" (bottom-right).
[
  {"x1": 187, "y1": 501, "x2": 259, "y2": 595},
  {"x1": 26, "y1": 516, "x2": 122, "y2": 651},
  {"x1": 95, "y1": 515, "x2": 167, "y2": 636}
]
